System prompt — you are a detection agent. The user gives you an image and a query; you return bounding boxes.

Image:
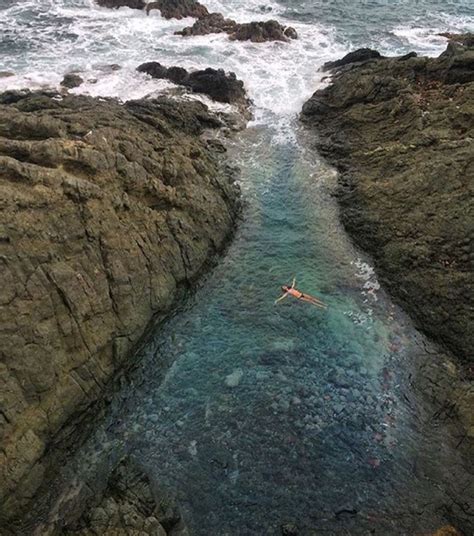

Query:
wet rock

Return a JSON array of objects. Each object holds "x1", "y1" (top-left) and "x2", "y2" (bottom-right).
[
  {"x1": 230, "y1": 20, "x2": 297, "y2": 43},
  {"x1": 0, "y1": 91, "x2": 240, "y2": 527},
  {"x1": 301, "y1": 42, "x2": 474, "y2": 362},
  {"x1": 322, "y1": 48, "x2": 383, "y2": 71},
  {"x1": 61, "y1": 457, "x2": 186, "y2": 535},
  {"x1": 187, "y1": 68, "x2": 247, "y2": 104},
  {"x1": 176, "y1": 12, "x2": 238, "y2": 37},
  {"x1": 146, "y1": 0, "x2": 209, "y2": 19},
  {"x1": 96, "y1": 0, "x2": 145, "y2": 9},
  {"x1": 438, "y1": 32, "x2": 474, "y2": 47},
  {"x1": 225, "y1": 369, "x2": 243, "y2": 387},
  {"x1": 137, "y1": 62, "x2": 248, "y2": 105},
  {"x1": 61, "y1": 73, "x2": 84, "y2": 89},
  {"x1": 177, "y1": 14, "x2": 297, "y2": 43},
  {"x1": 0, "y1": 71, "x2": 15, "y2": 78},
  {"x1": 428, "y1": 527, "x2": 463, "y2": 536},
  {"x1": 281, "y1": 522, "x2": 298, "y2": 535}
]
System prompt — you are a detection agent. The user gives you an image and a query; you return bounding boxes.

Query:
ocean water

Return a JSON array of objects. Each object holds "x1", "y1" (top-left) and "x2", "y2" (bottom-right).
[{"x1": 1, "y1": 1, "x2": 473, "y2": 534}]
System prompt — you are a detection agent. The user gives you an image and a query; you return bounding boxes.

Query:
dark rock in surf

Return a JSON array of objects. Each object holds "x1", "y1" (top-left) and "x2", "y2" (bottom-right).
[
  {"x1": 176, "y1": 14, "x2": 298, "y2": 43},
  {"x1": 137, "y1": 62, "x2": 248, "y2": 105},
  {"x1": 175, "y1": 12, "x2": 238, "y2": 37},
  {"x1": 301, "y1": 42, "x2": 474, "y2": 364},
  {"x1": 186, "y1": 68, "x2": 247, "y2": 104},
  {"x1": 146, "y1": 0, "x2": 209, "y2": 19},
  {"x1": 96, "y1": 0, "x2": 145, "y2": 9},
  {"x1": 229, "y1": 20, "x2": 297, "y2": 43},
  {"x1": 61, "y1": 73, "x2": 84, "y2": 89},
  {"x1": 322, "y1": 48, "x2": 382, "y2": 71}
]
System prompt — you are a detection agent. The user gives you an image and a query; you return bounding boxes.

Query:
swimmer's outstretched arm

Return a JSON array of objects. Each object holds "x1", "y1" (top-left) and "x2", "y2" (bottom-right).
[
  {"x1": 291, "y1": 277, "x2": 296, "y2": 289},
  {"x1": 275, "y1": 293, "x2": 289, "y2": 304}
]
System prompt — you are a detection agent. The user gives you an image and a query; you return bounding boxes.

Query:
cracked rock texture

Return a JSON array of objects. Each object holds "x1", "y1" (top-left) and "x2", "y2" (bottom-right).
[
  {"x1": 61, "y1": 457, "x2": 189, "y2": 536},
  {"x1": 0, "y1": 91, "x2": 239, "y2": 527},
  {"x1": 301, "y1": 42, "x2": 474, "y2": 364}
]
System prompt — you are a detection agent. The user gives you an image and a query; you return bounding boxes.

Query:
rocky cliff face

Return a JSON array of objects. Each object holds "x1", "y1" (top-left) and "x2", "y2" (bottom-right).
[
  {"x1": 0, "y1": 91, "x2": 240, "y2": 527},
  {"x1": 301, "y1": 41, "x2": 473, "y2": 363}
]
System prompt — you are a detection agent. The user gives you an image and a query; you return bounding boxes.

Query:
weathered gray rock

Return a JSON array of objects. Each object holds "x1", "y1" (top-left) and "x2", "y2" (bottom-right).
[
  {"x1": 0, "y1": 91, "x2": 240, "y2": 527},
  {"x1": 301, "y1": 41, "x2": 474, "y2": 363}
]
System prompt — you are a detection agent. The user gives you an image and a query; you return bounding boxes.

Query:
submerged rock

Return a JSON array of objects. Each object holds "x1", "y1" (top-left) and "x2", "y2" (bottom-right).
[
  {"x1": 137, "y1": 62, "x2": 249, "y2": 105},
  {"x1": 61, "y1": 73, "x2": 84, "y2": 89},
  {"x1": 0, "y1": 91, "x2": 240, "y2": 528},
  {"x1": 301, "y1": 41, "x2": 474, "y2": 362},
  {"x1": 146, "y1": 0, "x2": 209, "y2": 19},
  {"x1": 176, "y1": 13, "x2": 298, "y2": 42}
]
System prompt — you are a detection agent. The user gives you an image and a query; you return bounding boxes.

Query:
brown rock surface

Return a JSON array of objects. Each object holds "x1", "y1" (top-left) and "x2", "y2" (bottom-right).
[{"x1": 0, "y1": 91, "x2": 240, "y2": 527}]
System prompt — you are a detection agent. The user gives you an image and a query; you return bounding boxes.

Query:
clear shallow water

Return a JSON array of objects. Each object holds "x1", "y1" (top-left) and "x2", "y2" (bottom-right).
[{"x1": 1, "y1": 1, "x2": 473, "y2": 534}]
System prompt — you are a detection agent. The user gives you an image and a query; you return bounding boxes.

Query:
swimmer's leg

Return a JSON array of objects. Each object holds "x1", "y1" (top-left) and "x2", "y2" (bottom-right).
[{"x1": 301, "y1": 295, "x2": 327, "y2": 308}]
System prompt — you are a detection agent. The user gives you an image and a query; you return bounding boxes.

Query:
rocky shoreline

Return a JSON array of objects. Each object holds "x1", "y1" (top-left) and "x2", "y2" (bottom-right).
[
  {"x1": 301, "y1": 38, "x2": 473, "y2": 434},
  {"x1": 0, "y1": 89, "x2": 241, "y2": 532}
]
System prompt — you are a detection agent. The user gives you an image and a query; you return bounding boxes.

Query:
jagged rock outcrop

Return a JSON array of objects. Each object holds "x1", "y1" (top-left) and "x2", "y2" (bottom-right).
[
  {"x1": 438, "y1": 32, "x2": 474, "y2": 47},
  {"x1": 322, "y1": 48, "x2": 382, "y2": 71},
  {"x1": 96, "y1": 0, "x2": 145, "y2": 9},
  {"x1": 137, "y1": 62, "x2": 249, "y2": 105},
  {"x1": 176, "y1": 14, "x2": 298, "y2": 42},
  {"x1": 0, "y1": 91, "x2": 240, "y2": 527},
  {"x1": 301, "y1": 41, "x2": 474, "y2": 363},
  {"x1": 146, "y1": 0, "x2": 209, "y2": 19},
  {"x1": 62, "y1": 457, "x2": 188, "y2": 535}
]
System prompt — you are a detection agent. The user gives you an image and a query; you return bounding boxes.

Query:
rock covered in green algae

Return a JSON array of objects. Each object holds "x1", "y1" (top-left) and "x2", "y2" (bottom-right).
[
  {"x1": 0, "y1": 91, "x2": 240, "y2": 527},
  {"x1": 301, "y1": 41, "x2": 473, "y2": 363}
]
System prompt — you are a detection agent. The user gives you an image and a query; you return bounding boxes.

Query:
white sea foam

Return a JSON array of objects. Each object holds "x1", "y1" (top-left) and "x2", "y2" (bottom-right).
[
  {"x1": 390, "y1": 12, "x2": 474, "y2": 56},
  {"x1": 0, "y1": 0, "x2": 347, "y2": 121}
]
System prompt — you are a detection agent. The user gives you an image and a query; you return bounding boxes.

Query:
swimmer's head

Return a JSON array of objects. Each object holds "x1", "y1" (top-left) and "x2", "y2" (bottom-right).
[{"x1": 281, "y1": 285, "x2": 290, "y2": 292}]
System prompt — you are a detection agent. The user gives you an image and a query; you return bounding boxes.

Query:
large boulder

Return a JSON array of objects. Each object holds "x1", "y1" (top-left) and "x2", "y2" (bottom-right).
[
  {"x1": 137, "y1": 62, "x2": 248, "y2": 105},
  {"x1": 145, "y1": 0, "x2": 209, "y2": 19},
  {"x1": 301, "y1": 43, "x2": 474, "y2": 363},
  {"x1": 0, "y1": 91, "x2": 240, "y2": 528}
]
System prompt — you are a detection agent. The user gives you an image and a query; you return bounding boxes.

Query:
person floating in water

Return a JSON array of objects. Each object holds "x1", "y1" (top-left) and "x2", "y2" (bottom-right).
[{"x1": 275, "y1": 278, "x2": 327, "y2": 308}]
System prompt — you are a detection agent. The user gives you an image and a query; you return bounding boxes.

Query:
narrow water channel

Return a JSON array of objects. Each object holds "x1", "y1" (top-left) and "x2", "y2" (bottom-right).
[{"x1": 53, "y1": 117, "x2": 469, "y2": 535}]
